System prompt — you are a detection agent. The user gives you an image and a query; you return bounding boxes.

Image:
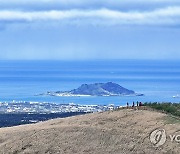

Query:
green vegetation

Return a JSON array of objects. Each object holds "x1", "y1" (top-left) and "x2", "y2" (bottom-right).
[
  {"x1": 144, "y1": 102, "x2": 180, "y2": 117},
  {"x1": 164, "y1": 116, "x2": 180, "y2": 124}
]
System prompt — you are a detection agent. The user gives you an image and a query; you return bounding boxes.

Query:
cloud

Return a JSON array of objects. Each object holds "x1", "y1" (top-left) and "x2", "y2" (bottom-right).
[
  {"x1": 0, "y1": 0, "x2": 180, "y2": 11},
  {"x1": 0, "y1": 0, "x2": 179, "y2": 4},
  {"x1": 0, "y1": 7, "x2": 180, "y2": 26}
]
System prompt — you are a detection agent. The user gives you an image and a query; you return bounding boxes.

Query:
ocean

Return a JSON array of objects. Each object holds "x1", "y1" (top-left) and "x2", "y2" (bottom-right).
[{"x1": 0, "y1": 60, "x2": 180, "y2": 106}]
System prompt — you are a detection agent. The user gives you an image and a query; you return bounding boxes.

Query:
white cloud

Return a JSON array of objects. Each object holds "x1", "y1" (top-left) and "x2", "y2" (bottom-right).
[
  {"x1": 0, "y1": 7, "x2": 180, "y2": 26},
  {"x1": 0, "y1": 0, "x2": 180, "y2": 9},
  {"x1": 0, "y1": 0, "x2": 179, "y2": 3}
]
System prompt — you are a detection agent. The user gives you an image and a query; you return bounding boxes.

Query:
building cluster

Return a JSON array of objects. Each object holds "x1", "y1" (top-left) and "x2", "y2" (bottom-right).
[{"x1": 0, "y1": 101, "x2": 117, "y2": 114}]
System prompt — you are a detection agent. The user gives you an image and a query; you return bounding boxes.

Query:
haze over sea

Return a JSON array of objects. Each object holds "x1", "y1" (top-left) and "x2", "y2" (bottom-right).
[{"x1": 0, "y1": 60, "x2": 180, "y2": 106}]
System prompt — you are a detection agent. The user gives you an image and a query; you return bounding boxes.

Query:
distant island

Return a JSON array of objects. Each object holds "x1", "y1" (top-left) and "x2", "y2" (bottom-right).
[{"x1": 40, "y1": 82, "x2": 144, "y2": 97}]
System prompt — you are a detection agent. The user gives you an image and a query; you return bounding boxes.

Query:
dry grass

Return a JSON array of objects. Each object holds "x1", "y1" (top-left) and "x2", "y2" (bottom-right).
[{"x1": 0, "y1": 109, "x2": 179, "y2": 154}]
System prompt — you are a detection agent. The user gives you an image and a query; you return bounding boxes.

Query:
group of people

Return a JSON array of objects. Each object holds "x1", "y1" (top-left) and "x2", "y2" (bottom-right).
[{"x1": 126, "y1": 101, "x2": 143, "y2": 108}]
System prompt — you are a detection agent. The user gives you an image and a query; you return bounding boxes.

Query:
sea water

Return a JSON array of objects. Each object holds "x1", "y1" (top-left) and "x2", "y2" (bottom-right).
[{"x1": 0, "y1": 60, "x2": 180, "y2": 106}]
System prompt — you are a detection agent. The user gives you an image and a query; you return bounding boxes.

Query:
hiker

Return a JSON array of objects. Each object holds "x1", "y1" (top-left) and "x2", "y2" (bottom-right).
[
  {"x1": 132, "y1": 102, "x2": 135, "y2": 107},
  {"x1": 127, "y1": 102, "x2": 129, "y2": 108},
  {"x1": 139, "y1": 102, "x2": 142, "y2": 107},
  {"x1": 136, "y1": 101, "x2": 139, "y2": 107}
]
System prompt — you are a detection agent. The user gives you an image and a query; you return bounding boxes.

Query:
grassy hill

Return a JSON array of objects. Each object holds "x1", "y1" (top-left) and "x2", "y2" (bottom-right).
[{"x1": 0, "y1": 109, "x2": 179, "y2": 154}]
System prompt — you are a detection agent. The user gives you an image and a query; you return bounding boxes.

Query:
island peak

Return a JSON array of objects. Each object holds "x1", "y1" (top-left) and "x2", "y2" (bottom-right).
[{"x1": 42, "y1": 82, "x2": 144, "y2": 97}]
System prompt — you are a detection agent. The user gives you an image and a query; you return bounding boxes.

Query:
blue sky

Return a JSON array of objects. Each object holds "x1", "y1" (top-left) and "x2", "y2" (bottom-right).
[{"x1": 0, "y1": 0, "x2": 180, "y2": 60}]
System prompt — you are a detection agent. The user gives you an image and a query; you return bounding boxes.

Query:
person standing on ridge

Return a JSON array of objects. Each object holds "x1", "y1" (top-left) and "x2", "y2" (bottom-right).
[
  {"x1": 139, "y1": 102, "x2": 142, "y2": 107},
  {"x1": 136, "y1": 101, "x2": 139, "y2": 107},
  {"x1": 132, "y1": 102, "x2": 135, "y2": 108}
]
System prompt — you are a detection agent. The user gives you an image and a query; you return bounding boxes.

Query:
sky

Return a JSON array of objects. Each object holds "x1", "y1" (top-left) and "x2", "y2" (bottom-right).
[{"x1": 0, "y1": 0, "x2": 180, "y2": 60}]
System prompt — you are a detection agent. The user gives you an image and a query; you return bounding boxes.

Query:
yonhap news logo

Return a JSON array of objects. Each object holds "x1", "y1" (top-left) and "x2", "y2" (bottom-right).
[
  {"x1": 150, "y1": 129, "x2": 166, "y2": 147},
  {"x1": 150, "y1": 128, "x2": 180, "y2": 147}
]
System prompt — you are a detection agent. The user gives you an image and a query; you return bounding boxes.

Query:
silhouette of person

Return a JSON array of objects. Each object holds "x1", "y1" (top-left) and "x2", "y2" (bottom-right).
[
  {"x1": 137, "y1": 101, "x2": 139, "y2": 106},
  {"x1": 139, "y1": 102, "x2": 142, "y2": 107},
  {"x1": 132, "y1": 102, "x2": 135, "y2": 107}
]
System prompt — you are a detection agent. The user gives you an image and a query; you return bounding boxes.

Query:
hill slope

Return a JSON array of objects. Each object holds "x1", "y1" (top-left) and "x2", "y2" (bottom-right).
[{"x1": 0, "y1": 109, "x2": 179, "y2": 154}]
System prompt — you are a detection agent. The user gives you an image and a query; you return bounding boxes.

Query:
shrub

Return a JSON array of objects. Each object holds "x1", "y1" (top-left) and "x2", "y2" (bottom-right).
[{"x1": 144, "y1": 102, "x2": 180, "y2": 117}]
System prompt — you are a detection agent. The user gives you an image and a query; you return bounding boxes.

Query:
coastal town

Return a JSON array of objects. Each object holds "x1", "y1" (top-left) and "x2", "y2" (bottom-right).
[{"x1": 0, "y1": 101, "x2": 118, "y2": 114}]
